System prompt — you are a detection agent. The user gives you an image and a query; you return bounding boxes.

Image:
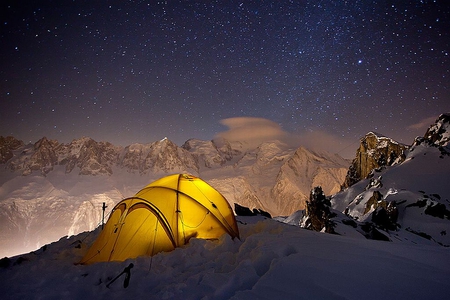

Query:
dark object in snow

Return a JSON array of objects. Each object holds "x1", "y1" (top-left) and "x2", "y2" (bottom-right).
[
  {"x1": 234, "y1": 203, "x2": 271, "y2": 218},
  {"x1": 106, "y1": 263, "x2": 134, "y2": 289},
  {"x1": 371, "y1": 201, "x2": 399, "y2": 231},
  {"x1": 253, "y1": 208, "x2": 272, "y2": 218},
  {"x1": 360, "y1": 222, "x2": 391, "y2": 241},
  {"x1": 424, "y1": 202, "x2": 450, "y2": 219},
  {"x1": 406, "y1": 199, "x2": 450, "y2": 219},
  {"x1": 342, "y1": 219, "x2": 358, "y2": 228},
  {"x1": 406, "y1": 228, "x2": 433, "y2": 240}
]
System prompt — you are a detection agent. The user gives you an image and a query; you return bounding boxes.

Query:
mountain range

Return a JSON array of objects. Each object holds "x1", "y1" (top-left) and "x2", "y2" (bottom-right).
[{"x1": 0, "y1": 133, "x2": 349, "y2": 258}]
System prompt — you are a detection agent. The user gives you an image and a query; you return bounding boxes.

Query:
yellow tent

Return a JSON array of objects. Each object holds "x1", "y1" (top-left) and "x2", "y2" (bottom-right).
[{"x1": 79, "y1": 174, "x2": 239, "y2": 264}]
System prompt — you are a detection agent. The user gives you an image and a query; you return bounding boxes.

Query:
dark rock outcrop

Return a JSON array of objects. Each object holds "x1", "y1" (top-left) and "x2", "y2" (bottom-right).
[
  {"x1": 413, "y1": 113, "x2": 450, "y2": 155},
  {"x1": 302, "y1": 186, "x2": 336, "y2": 233},
  {"x1": 234, "y1": 203, "x2": 271, "y2": 218}
]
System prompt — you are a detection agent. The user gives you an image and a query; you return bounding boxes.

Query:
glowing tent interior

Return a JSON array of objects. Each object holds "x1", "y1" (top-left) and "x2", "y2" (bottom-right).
[{"x1": 79, "y1": 174, "x2": 240, "y2": 264}]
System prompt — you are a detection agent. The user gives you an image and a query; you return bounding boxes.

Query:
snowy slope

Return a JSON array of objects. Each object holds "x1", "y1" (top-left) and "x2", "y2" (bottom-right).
[
  {"x1": 330, "y1": 143, "x2": 450, "y2": 247},
  {"x1": 0, "y1": 216, "x2": 448, "y2": 300}
]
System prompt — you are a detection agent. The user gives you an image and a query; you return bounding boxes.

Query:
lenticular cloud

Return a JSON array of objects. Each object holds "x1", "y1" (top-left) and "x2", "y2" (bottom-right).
[{"x1": 215, "y1": 117, "x2": 291, "y2": 148}]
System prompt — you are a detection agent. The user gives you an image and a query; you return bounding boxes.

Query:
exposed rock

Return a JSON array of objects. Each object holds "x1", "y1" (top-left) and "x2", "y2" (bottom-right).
[
  {"x1": 59, "y1": 137, "x2": 119, "y2": 175},
  {"x1": 23, "y1": 137, "x2": 60, "y2": 175},
  {"x1": 425, "y1": 203, "x2": 450, "y2": 219},
  {"x1": 0, "y1": 136, "x2": 24, "y2": 164},
  {"x1": 364, "y1": 190, "x2": 384, "y2": 214},
  {"x1": 413, "y1": 113, "x2": 450, "y2": 155},
  {"x1": 342, "y1": 132, "x2": 408, "y2": 188},
  {"x1": 423, "y1": 113, "x2": 450, "y2": 147},
  {"x1": 182, "y1": 139, "x2": 230, "y2": 168},
  {"x1": 143, "y1": 138, "x2": 198, "y2": 174},
  {"x1": 365, "y1": 175, "x2": 383, "y2": 190},
  {"x1": 406, "y1": 199, "x2": 450, "y2": 220},
  {"x1": 301, "y1": 186, "x2": 336, "y2": 233},
  {"x1": 371, "y1": 202, "x2": 399, "y2": 231},
  {"x1": 234, "y1": 203, "x2": 254, "y2": 216},
  {"x1": 119, "y1": 143, "x2": 152, "y2": 173},
  {"x1": 234, "y1": 203, "x2": 271, "y2": 218}
]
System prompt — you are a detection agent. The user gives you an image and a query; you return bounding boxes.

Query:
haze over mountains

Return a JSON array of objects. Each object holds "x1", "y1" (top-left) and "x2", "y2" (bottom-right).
[{"x1": 0, "y1": 133, "x2": 349, "y2": 258}]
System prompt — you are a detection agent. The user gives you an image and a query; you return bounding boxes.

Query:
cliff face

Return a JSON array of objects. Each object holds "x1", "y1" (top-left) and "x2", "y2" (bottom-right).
[{"x1": 342, "y1": 132, "x2": 408, "y2": 188}]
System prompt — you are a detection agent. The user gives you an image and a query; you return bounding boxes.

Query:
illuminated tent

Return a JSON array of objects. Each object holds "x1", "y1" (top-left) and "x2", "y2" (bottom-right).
[{"x1": 79, "y1": 174, "x2": 239, "y2": 264}]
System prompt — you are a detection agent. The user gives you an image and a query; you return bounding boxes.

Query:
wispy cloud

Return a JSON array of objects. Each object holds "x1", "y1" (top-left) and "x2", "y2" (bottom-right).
[
  {"x1": 407, "y1": 116, "x2": 437, "y2": 130},
  {"x1": 214, "y1": 117, "x2": 358, "y2": 158}
]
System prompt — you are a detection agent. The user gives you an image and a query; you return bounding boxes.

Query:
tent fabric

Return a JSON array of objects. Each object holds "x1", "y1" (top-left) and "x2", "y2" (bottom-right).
[{"x1": 79, "y1": 174, "x2": 239, "y2": 264}]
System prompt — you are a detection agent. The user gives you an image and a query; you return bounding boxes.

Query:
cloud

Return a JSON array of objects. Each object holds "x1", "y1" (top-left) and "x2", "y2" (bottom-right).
[
  {"x1": 407, "y1": 116, "x2": 437, "y2": 130},
  {"x1": 214, "y1": 117, "x2": 358, "y2": 158},
  {"x1": 214, "y1": 117, "x2": 294, "y2": 148}
]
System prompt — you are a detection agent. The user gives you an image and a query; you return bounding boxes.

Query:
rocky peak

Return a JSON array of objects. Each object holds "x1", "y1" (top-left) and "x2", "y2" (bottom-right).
[
  {"x1": 119, "y1": 143, "x2": 152, "y2": 173},
  {"x1": 413, "y1": 113, "x2": 450, "y2": 153},
  {"x1": 0, "y1": 136, "x2": 24, "y2": 164},
  {"x1": 143, "y1": 138, "x2": 198, "y2": 173},
  {"x1": 342, "y1": 132, "x2": 408, "y2": 188},
  {"x1": 212, "y1": 138, "x2": 244, "y2": 160},
  {"x1": 182, "y1": 139, "x2": 228, "y2": 168},
  {"x1": 21, "y1": 137, "x2": 60, "y2": 175},
  {"x1": 424, "y1": 113, "x2": 450, "y2": 146},
  {"x1": 60, "y1": 137, "x2": 120, "y2": 175}
]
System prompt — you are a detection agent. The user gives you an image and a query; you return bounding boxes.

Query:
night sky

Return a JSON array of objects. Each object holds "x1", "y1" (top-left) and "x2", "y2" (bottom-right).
[{"x1": 1, "y1": 1, "x2": 449, "y2": 157}]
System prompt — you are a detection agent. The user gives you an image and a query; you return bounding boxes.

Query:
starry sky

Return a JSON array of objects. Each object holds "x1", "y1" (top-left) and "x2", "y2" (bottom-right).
[{"x1": 1, "y1": 1, "x2": 449, "y2": 157}]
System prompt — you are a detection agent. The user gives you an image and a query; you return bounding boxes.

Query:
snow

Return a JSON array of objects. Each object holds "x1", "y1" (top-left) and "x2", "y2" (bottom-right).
[
  {"x1": 1, "y1": 129, "x2": 450, "y2": 299},
  {"x1": 1, "y1": 216, "x2": 449, "y2": 300}
]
